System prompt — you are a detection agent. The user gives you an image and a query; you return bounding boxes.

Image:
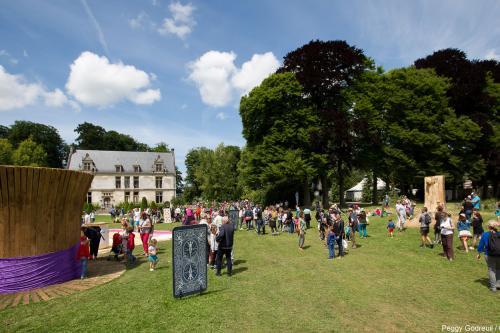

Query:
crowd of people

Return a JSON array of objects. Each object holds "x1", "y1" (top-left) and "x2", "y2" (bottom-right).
[{"x1": 77, "y1": 195, "x2": 500, "y2": 292}]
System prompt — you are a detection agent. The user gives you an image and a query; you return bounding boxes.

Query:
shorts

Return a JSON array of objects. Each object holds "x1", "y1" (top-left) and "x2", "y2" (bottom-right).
[
  {"x1": 388, "y1": 228, "x2": 394, "y2": 233},
  {"x1": 148, "y1": 255, "x2": 158, "y2": 263},
  {"x1": 472, "y1": 228, "x2": 483, "y2": 236},
  {"x1": 458, "y1": 230, "x2": 472, "y2": 239},
  {"x1": 420, "y1": 228, "x2": 430, "y2": 236}
]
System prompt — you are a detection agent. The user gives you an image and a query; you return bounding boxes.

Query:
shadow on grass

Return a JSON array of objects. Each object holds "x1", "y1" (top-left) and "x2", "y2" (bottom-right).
[
  {"x1": 231, "y1": 267, "x2": 248, "y2": 275},
  {"x1": 234, "y1": 259, "x2": 246, "y2": 265},
  {"x1": 302, "y1": 245, "x2": 311, "y2": 250},
  {"x1": 474, "y1": 278, "x2": 490, "y2": 288}
]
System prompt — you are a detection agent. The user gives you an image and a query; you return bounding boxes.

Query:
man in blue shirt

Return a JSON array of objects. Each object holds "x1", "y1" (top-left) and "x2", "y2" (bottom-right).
[{"x1": 477, "y1": 221, "x2": 500, "y2": 292}]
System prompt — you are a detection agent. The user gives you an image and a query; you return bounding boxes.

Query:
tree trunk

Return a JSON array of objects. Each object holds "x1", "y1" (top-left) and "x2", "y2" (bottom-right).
[
  {"x1": 338, "y1": 161, "x2": 345, "y2": 207},
  {"x1": 303, "y1": 179, "x2": 311, "y2": 207},
  {"x1": 371, "y1": 170, "x2": 378, "y2": 205},
  {"x1": 481, "y1": 175, "x2": 489, "y2": 199},
  {"x1": 321, "y1": 173, "x2": 329, "y2": 209}
]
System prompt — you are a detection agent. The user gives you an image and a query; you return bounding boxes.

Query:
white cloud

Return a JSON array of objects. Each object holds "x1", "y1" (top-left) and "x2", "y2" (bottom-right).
[
  {"x1": 66, "y1": 51, "x2": 161, "y2": 107},
  {"x1": 232, "y1": 52, "x2": 280, "y2": 95},
  {"x1": 485, "y1": 49, "x2": 499, "y2": 61},
  {"x1": 158, "y1": 2, "x2": 196, "y2": 39},
  {"x1": 188, "y1": 51, "x2": 280, "y2": 107},
  {"x1": 129, "y1": 12, "x2": 149, "y2": 30},
  {"x1": 0, "y1": 65, "x2": 41, "y2": 111},
  {"x1": 216, "y1": 112, "x2": 227, "y2": 120},
  {"x1": 23, "y1": 50, "x2": 28, "y2": 58},
  {"x1": 0, "y1": 66, "x2": 78, "y2": 112},
  {"x1": 188, "y1": 51, "x2": 237, "y2": 107},
  {"x1": 44, "y1": 88, "x2": 68, "y2": 107},
  {"x1": 0, "y1": 50, "x2": 19, "y2": 65}
]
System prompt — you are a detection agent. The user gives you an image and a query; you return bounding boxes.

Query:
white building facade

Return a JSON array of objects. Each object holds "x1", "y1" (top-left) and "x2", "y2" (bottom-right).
[{"x1": 67, "y1": 150, "x2": 176, "y2": 208}]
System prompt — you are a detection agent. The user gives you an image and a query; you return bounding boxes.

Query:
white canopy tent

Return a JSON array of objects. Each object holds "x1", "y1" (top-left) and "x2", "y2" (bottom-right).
[{"x1": 345, "y1": 178, "x2": 389, "y2": 202}]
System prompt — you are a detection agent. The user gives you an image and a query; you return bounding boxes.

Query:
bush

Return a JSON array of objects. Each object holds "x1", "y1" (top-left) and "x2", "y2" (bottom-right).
[
  {"x1": 171, "y1": 196, "x2": 185, "y2": 207},
  {"x1": 150, "y1": 201, "x2": 157, "y2": 210},
  {"x1": 140, "y1": 197, "x2": 148, "y2": 211}
]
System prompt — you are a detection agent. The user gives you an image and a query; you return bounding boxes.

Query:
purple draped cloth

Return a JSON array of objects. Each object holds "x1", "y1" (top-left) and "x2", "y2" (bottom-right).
[{"x1": 0, "y1": 244, "x2": 81, "y2": 294}]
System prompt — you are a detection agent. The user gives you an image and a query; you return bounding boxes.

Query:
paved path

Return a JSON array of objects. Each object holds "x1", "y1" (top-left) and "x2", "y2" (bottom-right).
[{"x1": 0, "y1": 259, "x2": 124, "y2": 311}]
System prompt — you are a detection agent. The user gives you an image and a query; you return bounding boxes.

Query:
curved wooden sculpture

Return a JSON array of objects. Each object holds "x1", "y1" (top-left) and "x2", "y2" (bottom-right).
[{"x1": 0, "y1": 166, "x2": 93, "y2": 258}]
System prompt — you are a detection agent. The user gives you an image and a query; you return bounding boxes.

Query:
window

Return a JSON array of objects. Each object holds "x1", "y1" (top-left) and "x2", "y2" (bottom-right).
[
  {"x1": 133, "y1": 176, "x2": 139, "y2": 188},
  {"x1": 86, "y1": 192, "x2": 92, "y2": 203},
  {"x1": 83, "y1": 162, "x2": 91, "y2": 171},
  {"x1": 124, "y1": 191, "x2": 130, "y2": 203},
  {"x1": 115, "y1": 176, "x2": 121, "y2": 189},
  {"x1": 115, "y1": 165, "x2": 123, "y2": 172},
  {"x1": 124, "y1": 176, "x2": 130, "y2": 188},
  {"x1": 133, "y1": 191, "x2": 139, "y2": 203},
  {"x1": 155, "y1": 191, "x2": 163, "y2": 203},
  {"x1": 133, "y1": 165, "x2": 141, "y2": 173},
  {"x1": 155, "y1": 176, "x2": 162, "y2": 189},
  {"x1": 155, "y1": 163, "x2": 163, "y2": 172}
]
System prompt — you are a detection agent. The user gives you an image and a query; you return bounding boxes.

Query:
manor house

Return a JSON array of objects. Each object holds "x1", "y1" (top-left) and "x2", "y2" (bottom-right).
[{"x1": 67, "y1": 149, "x2": 176, "y2": 208}]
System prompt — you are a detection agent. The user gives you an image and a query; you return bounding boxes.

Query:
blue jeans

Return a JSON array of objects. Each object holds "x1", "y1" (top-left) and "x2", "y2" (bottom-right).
[
  {"x1": 359, "y1": 224, "x2": 367, "y2": 237},
  {"x1": 80, "y1": 258, "x2": 88, "y2": 278},
  {"x1": 289, "y1": 222, "x2": 294, "y2": 234},
  {"x1": 127, "y1": 249, "x2": 136, "y2": 264},
  {"x1": 256, "y1": 219, "x2": 264, "y2": 234},
  {"x1": 328, "y1": 243, "x2": 335, "y2": 259},
  {"x1": 465, "y1": 210, "x2": 472, "y2": 221}
]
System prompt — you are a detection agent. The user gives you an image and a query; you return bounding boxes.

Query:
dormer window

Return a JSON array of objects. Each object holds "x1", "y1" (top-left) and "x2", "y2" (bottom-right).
[
  {"x1": 115, "y1": 165, "x2": 123, "y2": 173},
  {"x1": 133, "y1": 165, "x2": 141, "y2": 173},
  {"x1": 155, "y1": 163, "x2": 163, "y2": 172},
  {"x1": 83, "y1": 162, "x2": 92, "y2": 171}
]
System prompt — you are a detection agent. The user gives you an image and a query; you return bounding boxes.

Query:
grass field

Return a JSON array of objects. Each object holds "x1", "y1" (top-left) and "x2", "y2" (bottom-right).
[{"x1": 1, "y1": 209, "x2": 498, "y2": 332}]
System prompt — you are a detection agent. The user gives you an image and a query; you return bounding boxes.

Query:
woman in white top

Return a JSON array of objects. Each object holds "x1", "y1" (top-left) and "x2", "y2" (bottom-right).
[{"x1": 440, "y1": 213, "x2": 455, "y2": 261}]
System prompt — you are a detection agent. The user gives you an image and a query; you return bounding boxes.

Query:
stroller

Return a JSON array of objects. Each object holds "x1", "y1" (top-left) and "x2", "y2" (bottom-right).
[{"x1": 107, "y1": 233, "x2": 124, "y2": 261}]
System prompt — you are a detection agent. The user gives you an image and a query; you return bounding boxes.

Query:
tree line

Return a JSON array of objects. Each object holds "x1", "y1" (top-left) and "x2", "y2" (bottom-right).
[
  {"x1": 0, "y1": 121, "x2": 183, "y2": 195},
  {"x1": 182, "y1": 41, "x2": 498, "y2": 206}
]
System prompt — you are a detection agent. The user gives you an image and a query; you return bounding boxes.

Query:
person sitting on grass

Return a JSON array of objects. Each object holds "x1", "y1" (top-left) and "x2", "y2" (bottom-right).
[
  {"x1": 419, "y1": 207, "x2": 434, "y2": 248},
  {"x1": 477, "y1": 221, "x2": 500, "y2": 292},
  {"x1": 387, "y1": 219, "x2": 395, "y2": 238},
  {"x1": 327, "y1": 224, "x2": 335, "y2": 260},
  {"x1": 148, "y1": 239, "x2": 159, "y2": 272},
  {"x1": 457, "y1": 213, "x2": 472, "y2": 253}
]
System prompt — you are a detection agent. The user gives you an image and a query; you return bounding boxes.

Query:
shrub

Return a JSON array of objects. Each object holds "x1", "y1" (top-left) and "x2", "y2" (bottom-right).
[{"x1": 140, "y1": 197, "x2": 148, "y2": 211}]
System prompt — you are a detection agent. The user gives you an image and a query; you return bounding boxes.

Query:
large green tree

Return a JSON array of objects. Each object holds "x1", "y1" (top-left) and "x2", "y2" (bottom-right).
[
  {"x1": 8, "y1": 121, "x2": 66, "y2": 168},
  {"x1": 12, "y1": 137, "x2": 47, "y2": 167},
  {"x1": 0, "y1": 139, "x2": 13, "y2": 165},
  {"x1": 278, "y1": 40, "x2": 369, "y2": 206},
  {"x1": 239, "y1": 72, "x2": 322, "y2": 205},
  {"x1": 74, "y1": 122, "x2": 149, "y2": 151},
  {"x1": 415, "y1": 49, "x2": 499, "y2": 197}
]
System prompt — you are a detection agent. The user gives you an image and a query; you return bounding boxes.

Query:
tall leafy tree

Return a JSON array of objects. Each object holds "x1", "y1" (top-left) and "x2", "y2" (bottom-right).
[
  {"x1": 8, "y1": 121, "x2": 66, "y2": 168},
  {"x1": 239, "y1": 72, "x2": 322, "y2": 205},
  {"x1": 175, "y1": 166, "x2": 184, "y2": 196},
  {"x1": 184, "y1": 147, "x2": 211, "y2": 202},
  {"x1": 12, "y1": 137, "x2": 47, "y2": 167},
  {"x1": 0, "y1": 125, "x2": 9, "y2": 139},
  {"x1": 74, "y1": 122, "x2": 149, "y2": 151},
  {"x1": 278, "y1": 40, "x2": 369, "y2": 206},
  {"x1": 415, "y1": 49, "x2": 500, "y2": 197},
  {"x1": 0, "y1": 139, "x2": 13, "y2": 165}
]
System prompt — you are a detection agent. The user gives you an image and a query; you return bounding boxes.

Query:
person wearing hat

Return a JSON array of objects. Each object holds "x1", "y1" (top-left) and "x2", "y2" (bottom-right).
[
  {"x1": 457, "y1": 213, "x2": 472, "y2": 253},
  {"x1": 477, "y1": 221, "x2": 500, "y2": 292}
]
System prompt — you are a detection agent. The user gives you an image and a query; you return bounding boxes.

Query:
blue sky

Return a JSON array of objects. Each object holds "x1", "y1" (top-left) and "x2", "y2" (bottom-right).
[{"x1": 1, "y1": 0, "x2": 499, "y2": 173}]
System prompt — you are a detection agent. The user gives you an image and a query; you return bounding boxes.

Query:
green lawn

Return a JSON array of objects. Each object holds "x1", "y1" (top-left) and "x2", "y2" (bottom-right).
[{"x1": 1, "y1": 210, "x2": 498, "y2": 332}]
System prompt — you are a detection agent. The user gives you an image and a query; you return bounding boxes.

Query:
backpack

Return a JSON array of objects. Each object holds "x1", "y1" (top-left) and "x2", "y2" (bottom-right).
[
  {"x1": 487, "y1": 232, "x2": 500, "y2": 257},
  {"x1": 424, "y1": 213, "x2": 431, "y2": 226}
]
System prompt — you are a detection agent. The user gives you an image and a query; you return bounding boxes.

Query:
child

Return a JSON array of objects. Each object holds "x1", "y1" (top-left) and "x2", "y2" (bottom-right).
[
  {"x1": 126, "y1": 226, "x2": 136, "y2": 264},
  {"x1": 109, "y1": 232, "x2": 122, "y2": 261},
  {"x1": 208, "y1": 224, "x2": 218, "y2": 268},
  {"x1": 327, "y1": 225, "x2": 335, "y2": 259},
  {"x1": 77, "y1": 227, "x2": 90, "y2": 279},
  {"x1": 387, "y1": 219, "x2": 395, "y2": 238},
  {"x1": 148, "y1": 239, "x2": 159, "y2": 271},
  {"x1": 457, "y1": 213, "x2": 472, "y2": 253}
]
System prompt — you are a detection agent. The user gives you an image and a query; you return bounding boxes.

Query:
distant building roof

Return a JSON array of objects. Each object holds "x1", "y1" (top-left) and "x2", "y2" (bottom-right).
[{"x1": 67, "y1": 149, "x2": 175, "y2": 173}]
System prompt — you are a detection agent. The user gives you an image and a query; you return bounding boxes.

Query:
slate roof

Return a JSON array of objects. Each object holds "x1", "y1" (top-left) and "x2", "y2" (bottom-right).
[{"x1": 67, "y1": 150, "x2": 175, "y2": 173}]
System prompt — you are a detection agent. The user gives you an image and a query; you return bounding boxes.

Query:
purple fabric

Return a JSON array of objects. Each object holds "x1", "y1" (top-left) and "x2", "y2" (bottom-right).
[{"x1": 0, "y1": 244, "x2": 81, "y2": 294}]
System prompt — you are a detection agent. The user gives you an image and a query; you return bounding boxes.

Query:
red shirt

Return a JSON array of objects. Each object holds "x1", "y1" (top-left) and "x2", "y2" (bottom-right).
[
  {"x1": 77, "y1": 236, "x2": 90, "y2": 259},
  {"x1": 127, "y1": 232, "x2": 135, "y2": 250}
]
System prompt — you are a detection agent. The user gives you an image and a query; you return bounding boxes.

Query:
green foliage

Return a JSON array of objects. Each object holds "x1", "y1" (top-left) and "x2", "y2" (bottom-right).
[
  {"x1": 170, "y1": 195, "x2": 185, "y2": 207},
  {"x1": 0, "y1": 139, "x2": 13, "y2": 165},
  {"x1": 361, "y1": 175, "x2": 373, "y2": 203},
  {"x1": 0, "y1": 125, "x2": 9, "y2": 139},
  {"x1": 175, "y1": 166, "x2": 184, "y2": 195},
  {"x1": 149, "y1": 200, "x2": 157, "y2": 210},
  {"x1": 140, "y1": 197, "x2": 148, "y2": 211},
  {"x1": 7, "y1": 121, "x2": 66, "y2": 168},
  {"x1": 11, "y1": 137, "x2": 47, "y2": 167},
  {"x1": 150, "y1": 142, "x2": 170, "y2": 152},
  {"x1": 74, "y1": 122, "x2": 149, "y2": 151},
  {"x1": 83, "y1": 202, "x2": 99, "y2": 214}
]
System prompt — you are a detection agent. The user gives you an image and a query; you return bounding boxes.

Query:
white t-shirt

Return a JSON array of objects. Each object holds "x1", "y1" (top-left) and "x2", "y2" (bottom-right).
[
  {"x1": 441, "y1": 217, "x2": 453, "y2": 235},
  {"x1": 134, "y1": 210, "x2": 140, "y2": 222},
  {"x1": 148, "y1": 245, "x2": 157, "y2": 255},
  {"x1": 209, "y1": 234, "x2": 218, "y2": 251},
  {"x1": 84, "y1": 214, "x2": 90, "y2": 223}
]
